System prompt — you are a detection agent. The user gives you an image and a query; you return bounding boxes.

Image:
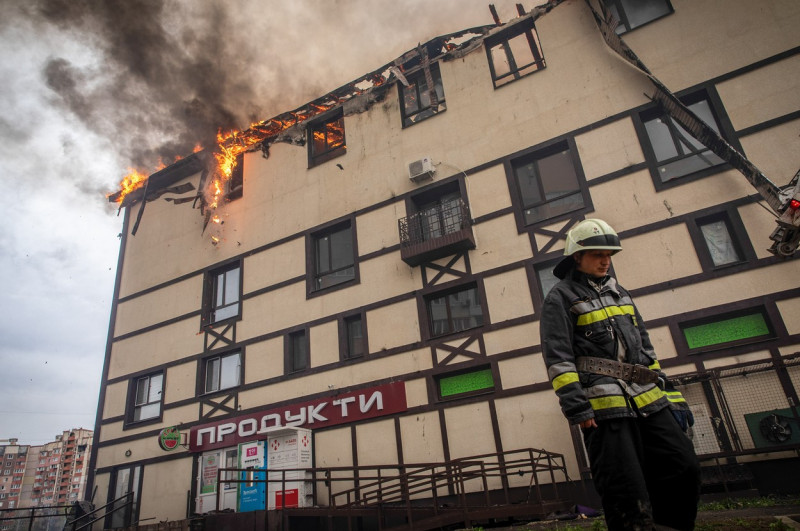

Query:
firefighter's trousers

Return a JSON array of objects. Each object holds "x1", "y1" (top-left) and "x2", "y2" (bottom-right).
[{"x1": 582, "y1": 407, "x2": 701, "y2": 531}]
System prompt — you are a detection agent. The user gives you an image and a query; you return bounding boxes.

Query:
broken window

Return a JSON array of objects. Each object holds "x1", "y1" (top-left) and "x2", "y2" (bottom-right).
[
  {"x1": 485, "y1": 17, "x2": 545, "y2": 88},
  {"x1": 128, "y1": 372, "x2": 163, "y2": 424},
  {"x1": 308, "y1": 110, "x2": 346, "y2": 167},
  {"x1": 425, "y1": 283, "x2": 485, "y2": 338},
  {"x1": 309, "y1": 220, "x2": 357, "y2": 293},
  {"x1": 399, "y1": 63, "x2": 446, "y2": 127},
  {"x1": 203, "y1": 261, "x2": 241, "y2": 326},
  {"x1": 203, "y1": 351, "x2": 241, "y2": 394},
  {"x1": 602, "y1": 0, "x2": 673, "y2": 34},
  {"x1": 285, "y1": 330, "x2": 308, "y2": 373},
  {"x1": 511, "y1": 140, "x2": 588, "y2": 226},
  {"x1": 227, "y1": 153, "x2": 244, "y2": 200},
  {"x1": 638, "y1": 90, "x2": 729, "y2": 186}
]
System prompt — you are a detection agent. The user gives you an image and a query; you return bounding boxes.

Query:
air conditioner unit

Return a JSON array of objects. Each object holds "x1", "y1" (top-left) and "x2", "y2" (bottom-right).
[{"x1": 408, "y1": 157, "x2": 435, "y2": 183}]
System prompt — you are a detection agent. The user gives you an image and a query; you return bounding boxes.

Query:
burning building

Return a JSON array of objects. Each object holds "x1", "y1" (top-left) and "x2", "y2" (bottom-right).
[{"x1": 88, "y1": 1, "x2": 800, "y2": 529}]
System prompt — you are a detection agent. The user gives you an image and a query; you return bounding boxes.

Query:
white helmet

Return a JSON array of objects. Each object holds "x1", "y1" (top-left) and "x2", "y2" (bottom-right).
[{"x1": 553, "y1": 219, "x2": 622, "y2": 279}]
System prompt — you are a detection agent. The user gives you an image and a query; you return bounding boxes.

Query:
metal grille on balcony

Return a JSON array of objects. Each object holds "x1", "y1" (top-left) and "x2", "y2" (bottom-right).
[{"x1": 398, "y1": 199, "x2": 475, "y2": 266}]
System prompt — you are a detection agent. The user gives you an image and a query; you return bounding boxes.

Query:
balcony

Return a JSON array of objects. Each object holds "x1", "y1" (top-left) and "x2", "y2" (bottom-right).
[{"x1": 398, "y1": 199, "x2": 475, "y2": 267}]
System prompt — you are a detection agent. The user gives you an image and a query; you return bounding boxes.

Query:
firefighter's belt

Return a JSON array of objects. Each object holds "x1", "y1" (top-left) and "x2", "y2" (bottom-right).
[{"x1": 577, "y1": 357, "x2": 660, "y2": 385}]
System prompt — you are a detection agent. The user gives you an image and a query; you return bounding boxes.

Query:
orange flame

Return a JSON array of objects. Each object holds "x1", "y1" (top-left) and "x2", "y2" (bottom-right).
[{"x1": 111, "y1": 168, "x2": 148, "y2": 204}]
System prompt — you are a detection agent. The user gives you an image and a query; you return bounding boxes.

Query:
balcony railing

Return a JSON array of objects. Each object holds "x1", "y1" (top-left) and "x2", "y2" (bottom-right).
[{"x1": 398, "y1": 199, "x2": 475, "y2": 266}]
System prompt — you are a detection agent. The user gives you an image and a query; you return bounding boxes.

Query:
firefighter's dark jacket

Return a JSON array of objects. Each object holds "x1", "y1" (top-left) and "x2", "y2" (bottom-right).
[{"x1": 540, "y1": 266, "x2": 690, "y2": 425}]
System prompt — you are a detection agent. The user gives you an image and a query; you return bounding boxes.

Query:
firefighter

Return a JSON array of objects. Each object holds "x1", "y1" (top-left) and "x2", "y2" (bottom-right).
[{"x1": 540, "y1": 218, "x2": 700, "y2": 531}]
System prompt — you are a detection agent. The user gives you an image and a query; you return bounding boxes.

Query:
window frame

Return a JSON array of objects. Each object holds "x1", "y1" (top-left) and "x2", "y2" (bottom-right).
[
  {"x1": 484, "y1": 16, "x2": 546, "y2": 89},
  {"x1": 434, "y1": 364, "x2": 496, "y2": 402},
  {"x1": 531, "y1": 255, "x2": 563, "y2": 307},
  {"x1": 688, "y1": 208, "x2": 755, "y2": 272},
  {"x1": 404, "y1": 179, "x2": 469, "y2": 243},
  {"x1": 421, "y1": 281, "x2": 487, "y2": 340},
  {"x1": 285, "y1": 329, "x2": 309, "y2": 374},
  {"x1": 307, "y1": 109, "x2": 346, "y2": 167},
  {"x1": 124, "y1": 371, "x2": 164, "y2": 428},
  {"x1": 199, "y1": 350, "x2": 242, "y2": 395},
  {"x1": 340, "y1": 312, "x2": 367, "y2": 361},
  {"x1": 506, "y1": 137, "x2": 592, "y2": 229},
  {"x1": 201, "y1": 260, "x2": 242, "y2": 329},
  {"x1": 634, "y1": 87, "x2": 738, "y2": 191},
  {"x1": 398, "y1": 62, "x2": 447, "y2": 127},
  {"x1": 677, "y1": 305, "x2": 777, "y2": 355},
  {"x1": 602, "y1": 0, "x2": 673, "y2": 35},
  {"x1": 105, "y1": 464, "x2": 142, "y2": 529},
  {"x1": 307, "y1": 218, "x2": 359, "y2": 297}
]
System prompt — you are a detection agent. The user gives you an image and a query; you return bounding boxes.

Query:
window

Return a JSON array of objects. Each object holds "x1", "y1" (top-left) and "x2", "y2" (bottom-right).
[
  {"x1": 679, "y1": 306, "x2": 775, "y2": 353},
  {"x1": 285, "y1": 330, "x2": 308, "y2": 373},
  {"x1": 399, "y1": 63, "x2": 446, "y2": 127},
  {"x1": 107, "y1": 465, "x2": 141, "y2": 529},
  {"x1": 603, "y1": 0, "x2": 672, "y2": 34},
  {"x1": 692, "y1": 211, "x2": 752, "y2": 269},
  {"x1": 130, "y1": 372, "x2": 163, "y2": 423},
  {"x1": 310, "y1": 221, "x2": 356, "y2": 292},
  {"x1": 436, "y1": 366, "x2": 495, "y2": 400},
  {"x1": 426, "y1": 284, "x2": 485, "y2": 337},
  {"x1": 203, "y1": 262, "x2": 241, "y2": 326},
  {"x1": 511, "y1": 141, "x2": 588, "y2": 226},
  {"x1": 485, "y1": 17, "x2": 545, "y2": 88},
  {"x1": 308, "y1": 110, "x2": 346, "y2": 167},
  {"x1": 639, "y1": 90, "x2": 728, "y2": 185},
  {"x1": 534, "y1": 259, "x2": 561, "y2": 301},
  {"x1": 203, "y1": 351, "x2": 241, "y2": 394},
  {"x1": 342, "y1": 314, "x2": 365, "y2": 360}
]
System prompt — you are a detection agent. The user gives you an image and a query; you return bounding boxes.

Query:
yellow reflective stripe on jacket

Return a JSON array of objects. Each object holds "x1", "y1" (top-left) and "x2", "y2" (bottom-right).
[
  {"x1": 633, "y1": 386, "x2": 665, "y2": 409},
  {"x1": 648, "y1": 359, "x2": 661, "y2": 371},
  {"x1": 576, "y1": 305, "x2": 636, "y2": 326},
  {"x1": 552, "y1": 372, "x2": 579, "y2": 391},
  {"x1": 665, "y1": 390, "x2": 687, "y2": 404},
  {"x1": 589, "y1": 395, "x2": 627, "y2": 410}
]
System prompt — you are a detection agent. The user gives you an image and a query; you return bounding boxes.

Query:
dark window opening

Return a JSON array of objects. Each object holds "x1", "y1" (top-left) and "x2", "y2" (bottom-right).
[
  {"x1": 603, "y1": 0, "x2": 673, "y2": 34},
  {"x1": 399, "y1": 63, "x2": 446, "y2": 127},
  {"x1": 512, "y1": 142, "x2": 587, "y2": 226},
  {"x1": 286, "y1": 330, "x2": 308, "y2": 373},
  {"x1": 640, "y1": 91, "x2": 727, "y2": 184},
  {"x1": 226, "y1": 153, "x2": 244, "y2": 200},
  {"x1": 312, "y1": 222, "x2": 356, "y2": 292},
  {"x1": 308, "y1": 110, "x2": 346, "y2": 167},
  {"x1": 203, "y1": 351, "x2": 241, "y2": 394},
  {"x1": 436, "y1": 366, "x2": 495, "y2": 400},
  {"x1": 485, "y1": 17, "x2": 545, "y2": 88},
  {"x1": 344, "y1": 315, "x2": 365, "y2": 360},
  {"x1": 203, "y1": 262, "x2": 241, "y2": 326},
  {"x1": 426, "y1": 284, "x2": 485, "y2": 337},
  {"x1": 534, "y1": 260, "x2": 561, "y2": 301},
  {"x1": 680, "y1": 306, "x2": 775, "y2": 353},
  {"x1": 131, "y1": 373, "x2": 163, "y2": 423}
]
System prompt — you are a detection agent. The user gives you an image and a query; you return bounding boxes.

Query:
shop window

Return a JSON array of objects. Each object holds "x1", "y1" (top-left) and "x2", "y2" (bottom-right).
[
  {"x1": 399, "y1": 63, "x2": 446, "y2": 127},
  {"x1": 426, "y1": 283, "x2": 485, "y2": 338},
  {"x1": 689, "y1": 210, "x2": 753, "y2": 270},
  {"x1": 510, "y1": 140, "x2": 589, "y2": 226},
  {"x1": 436, "y1": 366, "x2": 495, "y2": 400},
  {"x1": 309, "y1": 221, "x2": 357, "y2": 293},
  {"x1": 285, "y1": 330, "x2": 308, "y2": 373},
  {"x1": 602, "y1": 0, "x2": 673, "y2": 34},
  {"x1": 308, "y1": 110, "x2": 346, "y2": 167},
  {"x1": 638, "y1": 90, "x2": 729, "y2": 187},
  {"x1": 203, "y1": 351, "x2": 241, "y2": 394},
  {"x1": 485, "y1": 17, "x2": 545, "y2": 88},
  {"x1": 679, "y1": 306, "x2": 775, "y2": 353},
  {"x1": 342, "y1": 314, "x2": 365, "y2": 360},
  {"x1": 203, "y1": 261, "x2": 241, "y2": 326},
  {"x1": 127, "y1": 372, "x2": 163, "y2": 424}
]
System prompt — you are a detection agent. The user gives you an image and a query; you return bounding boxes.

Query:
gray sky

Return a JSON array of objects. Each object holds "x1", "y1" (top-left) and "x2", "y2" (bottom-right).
[{"x1": 0, "y1": 0, "x2": 533, "y2": 445}]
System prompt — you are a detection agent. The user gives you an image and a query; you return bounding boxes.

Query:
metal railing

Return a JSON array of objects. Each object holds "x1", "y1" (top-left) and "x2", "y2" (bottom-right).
[{"x1": 398, "y1": 199, "x2": 471, "y2": 248}]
